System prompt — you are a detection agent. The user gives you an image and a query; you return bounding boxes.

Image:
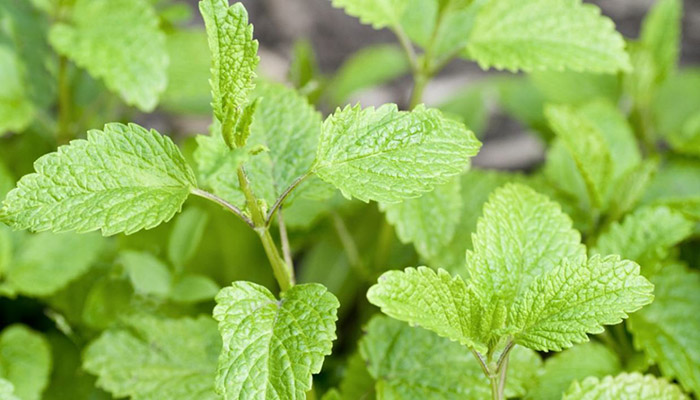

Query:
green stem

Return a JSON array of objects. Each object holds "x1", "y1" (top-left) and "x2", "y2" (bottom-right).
[
  {"x1": 409, "y1": 72, "x2": 429, "y2": 109},
  {"x1": 237, "y1": 167, "x2": 294, "y2": 292},
  {"x1": 57, "y1": 55, "x2": 72, "y2": 144}
]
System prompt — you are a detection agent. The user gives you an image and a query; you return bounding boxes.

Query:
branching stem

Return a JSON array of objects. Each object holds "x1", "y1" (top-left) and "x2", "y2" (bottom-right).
[
  {"x1": 266, "y1": 172, "x2": 311, "y2": 226},
  {"x1": 191, "y1": 188, "x2": 254, "y2": 228}
]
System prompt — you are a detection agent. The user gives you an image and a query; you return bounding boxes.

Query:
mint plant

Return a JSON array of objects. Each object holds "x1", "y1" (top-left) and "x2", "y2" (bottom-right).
[{"x1": 0, "y1": 0, "x2": 698, "y2": 399}]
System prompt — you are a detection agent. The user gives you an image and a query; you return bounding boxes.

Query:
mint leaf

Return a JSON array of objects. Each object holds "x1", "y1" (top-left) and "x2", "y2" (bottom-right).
[
  {"x1": 119, "y1": 251, "x2": 172, "y2": 297},
  {"x1": 331, "y1": 0, "x2": 409, "y2": 29},
  {"x1": 359, "y1": 316, "x2": 541, "y2": 399},
  {"x1": 380, "y1": 176, "x2": 462, "y2": 260},
  {"x1": 640, "y1": 0, "x2": 682, "y2": 84},
  {"x1": 509, "y1": 255, "x2": 654, "y2": 351},
  {"x1": 6, "y1": 232, "x2": 104, "y2": 296},
  {"x1": 169, "y1": 274, "x2": 220, "y2": 304},
  {"x1": 563, "y1": 373, "x2": 687, "y2": 400},
  {"x1": 200, "y1": 0, "x2": 259, "y2": 122},
  {"x1": 83, "y1": 315, "x2": 221, "y2": 400},
  {"x1": 530, "y1": 71, "x2": 621, "y2": 106},
  {"x1": 314, "y1": 104, "x2": 481, "y2": 203},
  {"x1": 0, "y1": 325, "x2": 51, "y2": 400},
  {"x1": 367, "y1": 267, "x2": 492, "y2": 353},
  {"x1": 629, "y1": 263, "x2": 700, "y2": 395},
  {"x1": 328, "y1": 45, "x2": 410, "y2": 105},
  {"x1": 214, "y1": 282, "x2": 339, "y2": 399},
  {"x1": 168, "y1": 207, "x2": 209, "y2": 270},
  {"x1": 49, "y1": 0, "x2": 167, "y2": 111},
  {"x1": 593, "y1": 206, "x2": 693, "y2": 273},
  {"x1": 467, "y1": 183, "x2": 585, "y2": 307},
  {"x1": 527, "y1": 342, "x2": 621, "y2": 400},
  {"x1": 162, "y1": 29, "x2": 212, "y2": 115},
  {"x1": 607, "y1": 159, "x2": 658, "y2": 220},
  {"x1": 467, "y1": 0, "x2": 630, "y2": 73},
  {"x1": 1, "y1": 123, "x2": 197, "y2": 236},
  {"x1": 545, "y1": 104, "x2": 612, "y2": 207},
  {"x1": 331, "y1": 352, "x2": 375, "y2": 400}
]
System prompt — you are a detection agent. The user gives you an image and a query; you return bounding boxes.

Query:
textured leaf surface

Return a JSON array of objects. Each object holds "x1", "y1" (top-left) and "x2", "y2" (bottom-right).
[
  {"x1": 563, "y1": 373, "x2": 688, "y2": 400},
  {"x1": 360, "y1": 316, "x2": 541, "y2": 399},
  {"x1": 467, "y1": 183, "x2": 585, "y2": 306},
  {"x1": 593, "y1": 206, "x2": 693, "y2": 273},
  {"x1": 200, "y1": 0, "x2": 259, "y2": 121},
  {"x1": 331, "y1": 0, "x2": 409, "y2": 29},
  {"x1": 527, "y1": 342, "x2": 621, "y2": 400},
  {"x1": 83, "y1": 315, "x2": 221, "y2": 400},
  {"x1": 380, "y1": 176, "x2": 461, "y2": 260},
  {"x1": 0, "y1": 325, "x2": 51, "y2": 400},
  {"x1": 545, "y1": 104, "x2": 612, "y2": 207},
  {"x1": 6, "y1": 232, "x2": 104, "y2": 296},
  {"x1": 509, "y1": 255, "x2": 654, "y2": 351},
  {"x1": 1, "y1": 123, "x2": 197, "y2": 236},
  {"x1": 49, "y1": 0, "x2": 167, "y2": 111},
  {"x1": 467, "y1": 0, "x2": 630, "y2": 72},
  {"x1": 213, "y1": 282, "x2": 339, "y2": 400},
  {"x1": 314, "y1": 104, "x2": 480, "y2": 203},
  {"x1": 629, "y1": 264, "x2": 700, "y2": 395},
  {"x1": 367, "y1": 267, "x2": 492, "y2": 352}
]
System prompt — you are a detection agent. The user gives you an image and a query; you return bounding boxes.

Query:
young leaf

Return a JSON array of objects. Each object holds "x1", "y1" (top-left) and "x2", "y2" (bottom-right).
[
  {"x1": 467, "y1": 0, "x2": 630, "y2": 73},
  {"x1": 640, "y1": 0, "x2": 682, "y2": 84},
  {"x1": 200, "y1": 0, "x2": 259, "y2": 122},
  {"x1": 508, "y1": 255, "x2": 654, "y2": 352},
  {"x1": 6, "y1": 232, "x2": 104, "y2": 296},
  {"x1": 527, "y1": 342, "x2": 621, "y2": 400},
  {"x1": 0, "y1": 325, "x2": 51, "y2": 400},
  {"x1": 49, "y1": 0, "x2": 167, "y2": 111},
  {"x1": 563, "y1": 373, "x2": 688, "y2": 400},
  {"x1": 0, "y1": 123, "x2": 197, "y2": 236},
  {"x1": 83, "y1": 315, "x2": 221, "y2": 400},
  {"x1": 593, "y1": 206, "x2": 693, "y2": 273},
  {"x1": 467, "y1": 183, "x2": 586, "y2": 306},
  {"x1": 169, "y1": 274, "x2": 220, "y2": 304},
  {"x1": 367, "y1": 267, "x2": 493, "y2": 353},
  {"x1": 629, "y1": 264, "x2": 700, "y2": 395},
  {"x1": 314, "y1": 104, "x2": 481, "y2": 203},
  {"x1": 380, "y1": 176, "x2": 462, "y2": 260},
  {"x1": 331, "y1": 0, "x2": 409, "y2": 29},
  {"x1": 119, "y1": 251, "x2": 172, "y2": 297},
  {"x1": 359, "y1": 316, "x2": 541, "y2": 399},
  {"x1": 214, "y1": 282, "x2": 339, "y2": 399},
  {"x1": 545, "y1": 104, "x2": 612, "y2": 207}
]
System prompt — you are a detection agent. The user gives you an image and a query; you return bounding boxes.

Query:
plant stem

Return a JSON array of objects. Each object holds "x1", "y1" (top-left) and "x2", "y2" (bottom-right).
[
  {"x1": 191, "y1": 188, "x2": 254, "y2": 228},
  {"x1": 277, "y1": 207, "x2": 294, "y2": 268},
  {"x1": 237, "y1": 167, "x2": 294, "y2": 292},
  {"x1": 57, "y1": 55, "x2": 72, "y2": 144},
  {"x1": 331, "y1": 212, "x2": 367, "y2": 278},
  {"x1": 265, "y1": 172, "x2": 311, "y2": 226},
  {"x1": 409, "y1": 72, "x2": 429, "y2": 109},
  {"x1": 393, "y1": 25, "x2": 419, "y2": 73}
]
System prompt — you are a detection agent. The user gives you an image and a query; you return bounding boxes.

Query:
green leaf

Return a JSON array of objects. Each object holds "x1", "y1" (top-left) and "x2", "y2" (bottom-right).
[
  {"x1": 593, "y1": 207, "x2": 693, "y2": 273},
  {"x1": 545, "y1": 104, "x2": 612, "y2": 207},
  {"x1": 169, "y1": 274, "x2": 220, "y2": 304},
  {"x1": 200, "y1": 0, "x2": 259, "y2": 122},
  {"x1": 607, "y1": 159, "x2": 658, "y2": 220},
  {"x1": 467, "y1": 183, "x2": 585, "y2": 306},
  {"x1": 49, "y1": 0, "x2": 167, "y2": 111},
  {"x1": 83, "y1": 315, "x2": 221, "y2": 400},
  {"x1": 213, "y1": 282, "x2": 339, "y2": 399},
  {"x1": 359, "y1": 316, "x2": 541, "y2": 399},
  {"x1": 82, "y1": 277, "x2": 135, "y2": 330},
  {"x1": 119, "y1": 251, "x2": 172, "y2": 297},
  {"x1": 314, "y1": 104, "x2": 481, "y2": 203},
  {"x1": 640, "y1": 0, "x2": 682, "y2": 84},
  {"x1": 0, "y1": 123, "x2": 197, "y2": 236},
  {"x1": 168, "y1": 207, "x2": 209, "y2": 269},
  {"x1": 328, "y1": 45, "x2": 409, "y2": 105},
  {"x1": 508, "y1": 254, "x2": 654, "y2": 352},
  {"x1": 331, "y1": 0, "x2": 409, "y2": 29},
  {"x1": 629, "y1": 263, "x2": 700, "y2": 395},
  {"x1": 332, "y1": 352, "x2": 375, "y2": 400},
  {"x1": 466, "y1": 0, "x2": 630, "y2": 73},
  {"x1": 563, "y1": 373, "x2": 688, "y2": 400},
  {"x1": 380, "y1": 176, "x2": 462, "y2": 260},
  {"x1": 653, "y1": 69, "x2": 700, "y2": 140},
  {"x1": 367, "y1": 267, "x2": 493, "y2": 353},
  {"x1": 529, "y1": 71, "x2": 620, "y2": 106},
  {"x1": 641, "y1": 157, "x2": 700, "y2": 218},
  {"x1": 527, "y1": 342, "x2": 621, "y2": 400},
  {"x1": 162, "y1": 29, "x2": 212, "y2": 115},
  {"x1": 6, "y1": 232, "x2": 104, "y2": 296},
  {"x1": 0, "y1": 325, "x2": 51, "y2": 400},
  {"x1": 438, "y1": 83, "x2": 491, "y2": 138}
]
